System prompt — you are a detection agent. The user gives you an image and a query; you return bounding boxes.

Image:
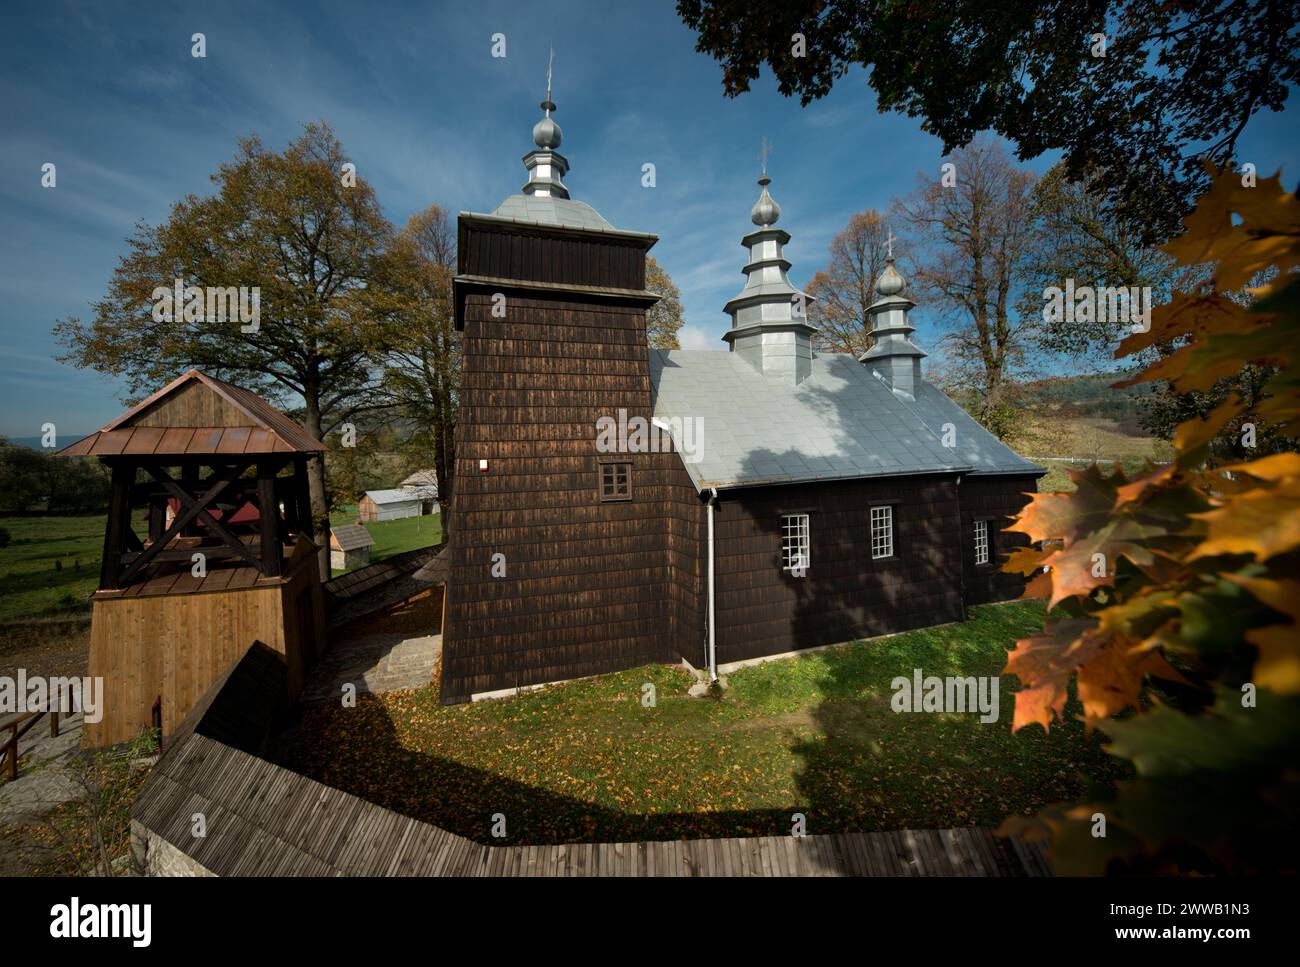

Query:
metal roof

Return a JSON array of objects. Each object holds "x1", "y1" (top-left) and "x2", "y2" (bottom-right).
[
  {"x1": 399, "y1": 469, "x2": 439, "y2": 491},
  {"x1": 489, "y1": 193, "x2": 615, "y2": 232},
  {"x1": 56, "y1": 369, "x2": 325, "y2": 457},
  {"x1": 330, "y1": 524, "x2": 374, "y2": 552},
  {"x1": 363, "y1": 488, "x2": 422, "y2": 505},
  {"x1": 649, "y1": 349, "x2": 1044, "y2": 492}
]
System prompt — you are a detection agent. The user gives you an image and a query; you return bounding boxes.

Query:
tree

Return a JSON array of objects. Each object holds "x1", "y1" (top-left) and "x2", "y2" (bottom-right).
[
  {"x1": 55, "y1": 123, "x2": 395, "y2": 569},
  {"x1": 1020, "y1": 165, "x2": 1189, "y2": 365},
  {"x1": 895, "y1": 139, "x2": 1038, "y2": 433},
  {"x1": 676, "y1": 0, "x2": 1299, "y2": 245},
  {"x1": 364, "y1": 204, "x2": 460, "y2": 529},
  {"x1": 645, "y1": 256, "x2": 685, "y2": 349},
  {"x1": 999, "y1": 168, "x2": 1300, "y2": 874},
  {"x1": 806, "y1": 209, "x2": 890, "y2": 356}
]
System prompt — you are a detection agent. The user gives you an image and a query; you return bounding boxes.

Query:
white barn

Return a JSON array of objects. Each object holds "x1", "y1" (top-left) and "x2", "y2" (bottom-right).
[{"x1": 359, "y1": 488, "x2": 422, "y2": 522}]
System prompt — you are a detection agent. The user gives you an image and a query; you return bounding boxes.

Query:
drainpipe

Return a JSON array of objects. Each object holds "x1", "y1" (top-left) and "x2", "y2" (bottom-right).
[
  {"x1": 956, "y1": 474, "x2": 968, "y2": 619},
  {"x1": 707, "y1": 487, "x2": 718, "y2": 683}
]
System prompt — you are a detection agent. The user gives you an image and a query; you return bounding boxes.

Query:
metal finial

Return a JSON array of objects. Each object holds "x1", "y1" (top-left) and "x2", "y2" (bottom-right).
[
  {"x1": 759, "y1": 137, "x2": 771, "y2": 177},
  {"x1": 532, "y1": 48, "x2": 562, "y2": 149},
  {"x1": 886, "y1": 227, "x2": 894, "y2": 260},
  {"x1": 544, "y1": 47, "x2": 554, "y2": 115}
]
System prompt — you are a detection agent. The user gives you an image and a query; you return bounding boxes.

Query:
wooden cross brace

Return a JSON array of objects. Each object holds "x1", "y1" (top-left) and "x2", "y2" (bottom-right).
[{"x1": 117, "y1": 461, "x2": 259, "y2": 587}]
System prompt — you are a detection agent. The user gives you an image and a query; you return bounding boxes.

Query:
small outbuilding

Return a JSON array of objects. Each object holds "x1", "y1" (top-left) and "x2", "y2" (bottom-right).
[
  {"x1": 400, "y1": 469, "x2": 440, "y2": 515},
  {"x1": 358, "y1": 488, "x2": 422, "y2": 522},
  {"x1": 329, "y1": 524, "x2": 374, "y2": 571}
]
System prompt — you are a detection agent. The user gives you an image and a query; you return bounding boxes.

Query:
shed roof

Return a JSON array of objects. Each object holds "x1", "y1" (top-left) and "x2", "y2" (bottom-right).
[
  {"x1": 363, "y1": 488, "x2": 422, "y2": 505},
  {"x1": 400, "y1": 469, "x2": 439, "y2": 491},
  {"x1": 56, "y1": 369, "x2": 325, "y2": 457},
  {"x1": 649, "y1": 350, "x2": 1043, "y2": 492},
  {"x1": 330, "y1": 524, "x2": 374, "y2": 552}
]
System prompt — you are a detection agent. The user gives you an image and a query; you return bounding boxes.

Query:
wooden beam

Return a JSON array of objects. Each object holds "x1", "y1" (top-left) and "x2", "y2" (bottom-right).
[
  {"x1": 257, "y1": 462, "x2": 282, "y2": 577},
  {"x1": 119, "y1": 462, "x2": 254, "y2": 586},
  {"x1": 293, "y1": 459, "x2": 315, "y2": 542},
  {"x1": 99, "y1": 461, "x2": 134, "y2": 590}
]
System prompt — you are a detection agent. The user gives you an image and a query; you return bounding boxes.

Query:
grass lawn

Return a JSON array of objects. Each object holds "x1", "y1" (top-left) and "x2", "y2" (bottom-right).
[
  {"x1": 0, "y1": 512, "x2": 149, "y2": 624},
  {"x1": 1037, "y1": 455, "x2": 1162, "y2": 494},
  {"x1": 328, "y1": 505, "x2": 441, "y2": 576},
  {"x1": 280, "y1": 598, "x2": 1131, "y2": 845}
]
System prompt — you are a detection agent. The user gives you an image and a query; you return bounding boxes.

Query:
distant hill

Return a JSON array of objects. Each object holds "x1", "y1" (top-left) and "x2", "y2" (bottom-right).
[
  {"x1": 1, "y1": 435, "x2": 85, "y2": 451},
  {"x1": 1020, "y1": 370, "x2": 1153, "y2": 432}
]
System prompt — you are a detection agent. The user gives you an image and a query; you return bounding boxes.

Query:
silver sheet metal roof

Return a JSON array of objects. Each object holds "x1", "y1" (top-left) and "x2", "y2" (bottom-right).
[
  {"x1": 364, "y1": 488, "x2": 422, "y2": 505},
  {"x1": 491, "y1": 192, "x2": 614, "y2": 232},
  {"x1": 649, "y1": 350, "x2": 1044, "y2": 492}
]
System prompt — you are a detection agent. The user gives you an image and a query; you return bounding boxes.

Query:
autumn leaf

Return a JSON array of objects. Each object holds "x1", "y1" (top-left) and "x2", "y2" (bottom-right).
[
  {"x1": 1188, "y1": 477, "x2": 1300, "y2": 561},
  {"x1": 1221, "y1": 574, "x2": 1300, "y2": 694}
]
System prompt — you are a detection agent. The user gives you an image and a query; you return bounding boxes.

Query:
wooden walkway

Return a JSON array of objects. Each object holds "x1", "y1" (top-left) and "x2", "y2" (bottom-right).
[
  {"x1": 324, "y1": 545, "x2": 441, "y2": 629},
  {"x1": 131, "y1": 643, "x2": 1051, "y2": 878}
]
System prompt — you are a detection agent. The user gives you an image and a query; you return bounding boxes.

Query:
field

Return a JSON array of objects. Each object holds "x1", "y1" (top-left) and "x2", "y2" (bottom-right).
[
  {"x1": 1009, "y1": 413, "x2": 1172, "y2": 494},
  {"x1": 279, "y1": 599, "x2": 1130, "y2": 845},
  {"x1": 0, "y1": 513, "x2": 146, "y2": 624},
  {"x1": 328, "y1": 505, "x2": 442, "y2": 575}
]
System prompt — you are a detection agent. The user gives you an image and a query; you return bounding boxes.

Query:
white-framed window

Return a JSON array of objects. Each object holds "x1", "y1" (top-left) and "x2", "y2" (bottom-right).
[
  {"x1": 974, "y1": 519, "x2": 990, "y2": 565},
  {"x1": 782, "y1": 514, "x2": 810, "y2": 572},
  {"x1": 870, "y1": 505, "x2": 894, "y2": 559}
]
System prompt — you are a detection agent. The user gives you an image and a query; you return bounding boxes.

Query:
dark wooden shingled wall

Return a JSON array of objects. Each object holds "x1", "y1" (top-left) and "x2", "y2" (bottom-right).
[
  {"x1": 711, "y1": 474, "x2": 966, "y2": 665},
  {"x1": 960, "y1": 474, "x2": 1040, "y2": 606},
  {"x1": 440, "y1": 217, "x2": 706, "y2": 702}
]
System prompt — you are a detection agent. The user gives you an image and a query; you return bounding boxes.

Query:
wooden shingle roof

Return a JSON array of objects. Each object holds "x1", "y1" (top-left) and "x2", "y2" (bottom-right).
[
  {"x1": 57, "y1": 369, "x2": 325, "y2": 457},
  {"x1": 330, "y1": 524, "x2": 374, "y2": 552}
]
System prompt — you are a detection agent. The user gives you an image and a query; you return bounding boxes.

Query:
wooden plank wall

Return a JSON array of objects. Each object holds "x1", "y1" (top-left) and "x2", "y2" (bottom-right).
[
  {"x1": 712, "y1": 475, "x2": 966, "y2": 664},
  {"x1": 130, "y1": 381, "x2": 253, "y2": 429},
  {"x1": 85, "y1": 563, "x2": 321, "y2": 747},
  {"x1": 960, "y1": 473, "x2": 1039, "y2": 606},
  {"x1": 460, "y1": 221, "x2": 647, "y2": 291},
  {"x1": 441, "y1": 285, "x2": 701, "y2": 700}
]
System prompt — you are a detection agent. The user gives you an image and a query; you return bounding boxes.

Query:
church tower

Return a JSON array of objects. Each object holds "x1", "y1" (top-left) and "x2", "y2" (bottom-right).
[
  {"x1": 859, "y1": 253, "x2": 927, "y2": 399},
  {"x1": 440, "y1": 71, "x2": 698, "y2": 702},
  {"x1": 721, "y1": 172, "x2": 818, "y2": 383}
]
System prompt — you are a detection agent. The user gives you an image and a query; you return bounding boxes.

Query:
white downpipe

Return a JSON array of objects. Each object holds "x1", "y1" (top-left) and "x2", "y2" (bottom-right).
[{"x1": 707, "y1": 487, "x2": 718, "y2": 682}]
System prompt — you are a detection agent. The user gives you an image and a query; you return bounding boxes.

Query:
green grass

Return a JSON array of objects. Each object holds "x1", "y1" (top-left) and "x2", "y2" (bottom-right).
[
  {"x1": 0, "y1": 513, "x2": 148, "y2": 623},
  {"x1": 328, "y1": 505, "x2": 441, "y2": 575},
  {"x1": 1038, "y1": 455, "x2": 1167, "y2": 494},
  {"x1": 281, "y1": 599, "x2": 1131, "y2": 845}
]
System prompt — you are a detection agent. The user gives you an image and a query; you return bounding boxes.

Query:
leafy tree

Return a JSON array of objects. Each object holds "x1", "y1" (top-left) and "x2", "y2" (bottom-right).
[
  {"x1": 895, "y1": 139, "x2": 1038, "y2": 431},
  {"x1": 677, "y1": 0, "x2": 1299, "y2": 245},
  {"x1": 999, "y1": 168, "x2": 1300, "y2": 874},
  {"x1": 1020, "y1": 165, "x2": 1194, "y2": 365},
  {"x1": 806, "y1": 209, "x2": 890, "y2": 356},
  {"x1": 0, "y1": 438, "x2": 47, "y2": 511},
  {"x1": 645, "y1": 256, "x2": 685, "y2": 349},
  {"x1": 364, "y1": 204, "x2": 460, "y2": 528},
  {"x1": 55, "y1": 123, "x2": 395, "y2": 568}
]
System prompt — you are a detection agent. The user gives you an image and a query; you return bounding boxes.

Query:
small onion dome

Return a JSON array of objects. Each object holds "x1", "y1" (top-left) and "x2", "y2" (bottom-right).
[
  {"x1": 750, "y1": 176, "x2": 781, "y2": 226},
  {"x1": 533, "y1": 99, "x2": 562, "y2": 149},
  {"x1": 876, "y1": 256, "x2": 906, "y2": 296}
]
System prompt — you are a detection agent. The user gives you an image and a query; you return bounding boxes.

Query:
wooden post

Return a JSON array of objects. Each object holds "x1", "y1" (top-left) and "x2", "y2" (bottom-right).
[
  {"x1": 258, "y1": 461, "x2": 282, "y2": 577},
  {"x1": 99, "y1": 461, "x2": 134, "y2": 590},
  {"x1": 294, "y1": 459, "x2": 315, "y2": 542},
  {"x1": 147, "y1": 496, "x2": 165, "y2": 545}
]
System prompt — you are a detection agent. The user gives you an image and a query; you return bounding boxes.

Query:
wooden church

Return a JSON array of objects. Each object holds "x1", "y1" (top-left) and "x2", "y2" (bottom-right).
[
  {"x1": 59, "y1": 369, "x2": 327, "y2": 746},
  {"x1": 438, "y1": 88, "x2": 1045, "y2": 703}
]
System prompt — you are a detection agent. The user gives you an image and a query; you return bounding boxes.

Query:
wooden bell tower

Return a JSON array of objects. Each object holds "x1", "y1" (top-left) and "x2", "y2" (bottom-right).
[{"x1": 59, "y1": 370, "x2": 328, "y2": 747}]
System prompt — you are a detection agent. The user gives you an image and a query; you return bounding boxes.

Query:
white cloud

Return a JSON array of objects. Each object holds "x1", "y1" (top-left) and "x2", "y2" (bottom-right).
[{"x1": 678, "y1": 326, "x2": 720, "y2": 351}]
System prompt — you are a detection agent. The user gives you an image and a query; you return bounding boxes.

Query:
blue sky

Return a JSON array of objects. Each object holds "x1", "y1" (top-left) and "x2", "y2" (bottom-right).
[{"x1": 2, "y1": 0, "x2": 1297, "y2": 438}]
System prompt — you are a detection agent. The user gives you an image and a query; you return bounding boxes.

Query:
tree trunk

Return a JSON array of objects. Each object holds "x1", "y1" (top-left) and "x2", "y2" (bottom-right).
[{"x1": 302, "y1": 399, "x2": 331, "y2": 579}]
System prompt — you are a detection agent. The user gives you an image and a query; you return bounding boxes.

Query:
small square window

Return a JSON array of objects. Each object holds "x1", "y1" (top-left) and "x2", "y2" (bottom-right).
[
  {"x1": 974, "y1": 519, "x2": 990, "y2": 565},
  {"x1": 599, "y1": 462, "x2": 632, "y2": 501},
  {"x1": 782, "y1": 514, "x2": 810, "y2": 572},
  {"x1": 870, "y1": 505, "x2": 894, "y2": 560}
]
